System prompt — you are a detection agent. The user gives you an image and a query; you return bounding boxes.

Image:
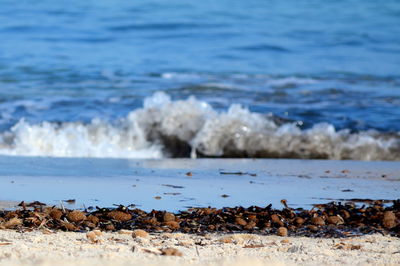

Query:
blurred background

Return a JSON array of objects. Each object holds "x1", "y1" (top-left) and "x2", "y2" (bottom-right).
[{"x1": 0, "y1": 0, "x2": 399, "y2": 160}]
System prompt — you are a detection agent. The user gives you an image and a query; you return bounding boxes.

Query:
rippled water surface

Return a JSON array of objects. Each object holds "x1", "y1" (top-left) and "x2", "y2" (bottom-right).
[{"x1": 0, "y1": 1, "x2": 399, "y2": 159}]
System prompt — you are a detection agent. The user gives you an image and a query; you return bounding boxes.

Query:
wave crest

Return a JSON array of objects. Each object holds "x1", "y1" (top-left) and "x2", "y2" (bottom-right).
[{"x1": 0, "y1": 92, "x2": 398, "y2": 160}]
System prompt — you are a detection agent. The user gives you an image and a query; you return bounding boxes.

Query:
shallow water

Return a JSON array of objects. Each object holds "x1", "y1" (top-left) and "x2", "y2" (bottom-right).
[
  {"x1": 0, "y1": 1, "x2": 399, "y2": 159},
  {"x1": 0, "y1": 156, "x2": 399, "y2": 211}
]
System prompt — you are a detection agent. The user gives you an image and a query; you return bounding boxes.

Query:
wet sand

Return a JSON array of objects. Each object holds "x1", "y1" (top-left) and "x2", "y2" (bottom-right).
[
  {"x1": 0, "y1": 156, "x2": 399, "y2": 210},
  {"x1": 0, "y1": 230, "x2": 399, "y2": 266}
]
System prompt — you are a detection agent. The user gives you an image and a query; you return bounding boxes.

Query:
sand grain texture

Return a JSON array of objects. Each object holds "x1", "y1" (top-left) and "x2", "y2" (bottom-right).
[{"x1": 0, "y1": 230, "x2": 399, "y2": 266}]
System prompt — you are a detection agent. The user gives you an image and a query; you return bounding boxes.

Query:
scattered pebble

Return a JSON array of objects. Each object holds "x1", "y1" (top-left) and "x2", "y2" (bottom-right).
[
  {"x1": 383, "y1": 211, "x2": 397, "y2": 229},
  {"x1": 67, "y1": 210, "x2": 86, "y2": 223},
  {"x1": 277, "y1": 227, "x2": 288, "y2": 237},
  {"x1": 160, "y1": 247, "x2": 183, "y2": 256},
  {"x1": 107, "y1": 211, "x2": 132, "y2": 222},
  {"x1": 0, "y1": 199, "x2": 398, "y2": 238},
  {"x1": 132, "y1": 229, "x2": 149, "y2": 238}
]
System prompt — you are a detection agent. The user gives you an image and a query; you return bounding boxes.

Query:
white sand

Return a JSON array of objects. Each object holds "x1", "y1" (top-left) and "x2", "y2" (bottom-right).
[{"x1": 0, "y1": 230, "x2": 399, "y2": 266}]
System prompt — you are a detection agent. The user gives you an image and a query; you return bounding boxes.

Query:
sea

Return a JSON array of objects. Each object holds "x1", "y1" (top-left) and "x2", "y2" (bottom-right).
[{"x1": 0, "y1": 0, "x2": 399, "y2": 161}]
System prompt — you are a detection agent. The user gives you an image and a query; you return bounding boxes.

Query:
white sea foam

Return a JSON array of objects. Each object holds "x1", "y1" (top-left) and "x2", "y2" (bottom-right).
[
  {"x1": 159, "y1": 72, "x2": 318, "y2": 86},
  {"x1": 0, "y1": 92, "x2": 398, "y2": 160}
]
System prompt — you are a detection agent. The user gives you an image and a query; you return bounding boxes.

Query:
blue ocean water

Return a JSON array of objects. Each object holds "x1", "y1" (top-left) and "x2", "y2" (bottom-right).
[{"x1": 0, "y1": 0, "x2": 399, "y2": 160}]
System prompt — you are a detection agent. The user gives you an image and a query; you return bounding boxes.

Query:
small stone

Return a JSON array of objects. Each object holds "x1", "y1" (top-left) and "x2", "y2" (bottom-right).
[
  {"x1": 219, "y1": 236, "x2": 233, "y2": 243},
  {"x1": 84, "y1": 222, "x2": 96, "y2": 229},
  {"x1": 244, "y1": 221, "x2": 257, "y2": 230},
  {"x1": 383, "y1": 211, "x2": 396, "y2": 229},
  {"x1": 160, "y1": 247, "x2": 183, "y2": 256},
  {"x1": 105, "y1": 224, "x2": 115, "y2": 231},
  {"x1": 132, "y1": 229, "x2": 149, "y2": 238},
  {"x1": 67, "y1": 210, "x2": 86, "y2": 223},
  {"x1": 49, "y1": 209, "x2": 63, "y2": 220},
  {"x1": 295, "y1": 217, "x2": 305, "y2": 225},
  {"x1": 86, "y1": 231, "x2": 97, "y2": 242},
  {"x1": 87, "y1": 215, "x2": 99, "y2": 225},
  {"x1": 277, "y1": 227, "x2": 288, "y2": 237},
  {"x1": 235, "y1": 217, "x2": 247, "y2": 226},
  {"x1": 63, "y1": 222, "x2": 76, "y2": 231},
  {"x1": 163, "y1": 212, "x2": 175, "y2": 222},
  {"x1": 311, "y1": 217, "x2": 325, "y2": 226},
  {"x1": 308, "y1": 225, "x2": 318, "y2": 232},
  {"x1": 93, "y1": 230, "x2": 102, "y2": 236},
  {"x1": 281, "y1": 239, "x2": 290, "y2": 244},
  {"x1": 327, "y1": 215, "x2": 344, "y2": 225},
  {"x1": 271, "y1": 214, "x2": 284, "y2": 227},
  {"x1": 165, "y1": 221, "x2": 180, "y2": 230},
  {"x1": 107, "y1": 211, "x2": 132, "y2": 222}
]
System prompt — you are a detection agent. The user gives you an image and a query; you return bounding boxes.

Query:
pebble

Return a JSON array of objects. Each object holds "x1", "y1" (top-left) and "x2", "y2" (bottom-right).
[
  {"x1": 235, "y1": 217, "x2": 247, "y2": 226},
  {"x1": 308, "y1": 225, "x2": 318, "y2": 232},
  {"x1": 327, "y1": 215, "x2": 344, "y2": 225},
  {"x1": 67, "y1": 210, "x2": 86, "y2": 223},
  {"x1": 219, "y1": 237, "x2": 233, "y2": 243},
  {"x1": 49, "y1": 209, "x2": 63, "y2": 220},
  {"x1": 86, "y1": 231, "x2": 97, "y2": 242},
  {"x1": 311, "y1": 217, "x2": 325, "y2": 226},
  {"x1": 107, "y1": 211, "x2": 132, "y2": 222},
  {"x1": 295, "y1": 217, "x2": 305, "y2": 225},
  {"x1": 105, "y1": 224, "x2": 115, "y2": 231},
  {"x1": 163, "y1": 212, "x2": 176, "y2": 222},
  {"x1": 271, "y1": 214, "x2": 284, "y2": 227},
  {"x1": 160, "y1": 248, "x2": 183, "y2": 256},
  {"x1": 244, "y1": 221, "x2": 257, "y2": 230},
  {"x1": 87, "y1": 215, "x2": 99, "y2": 225},
  {"x1": 93, "y1": 230, "x2": 102, "y2": 236},
  {"x1": 132, "y1": 229, "x2": 149, "y2": 238},
  {"x1": 383, "y1": 211, "x2": 396, "y2": 229},
  {"x1": 62, "y1": 222, "x2": 76, "y2": 231},
  {"x1": 165, "y1": 221, "x2": 180, "y2": 230},
  {"x1": 277, "y1": 227, "x2": 288, "y2": 237}
]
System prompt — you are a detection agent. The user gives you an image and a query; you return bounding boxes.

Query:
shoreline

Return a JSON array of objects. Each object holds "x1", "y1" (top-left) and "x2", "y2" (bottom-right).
[{"x1": 1, "y1": 157, "x2": 399, "y2": 211}]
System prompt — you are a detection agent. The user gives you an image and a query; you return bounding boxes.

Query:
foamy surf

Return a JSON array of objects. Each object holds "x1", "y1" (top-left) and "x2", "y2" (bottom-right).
[{"x1": 0, "y1": 92, "x2": 398, "y2": 160}]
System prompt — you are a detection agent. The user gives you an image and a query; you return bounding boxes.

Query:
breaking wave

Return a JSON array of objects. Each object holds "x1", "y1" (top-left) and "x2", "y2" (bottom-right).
[{"x1": 0, "y1": 92, "x2": 399, "y2": 160}]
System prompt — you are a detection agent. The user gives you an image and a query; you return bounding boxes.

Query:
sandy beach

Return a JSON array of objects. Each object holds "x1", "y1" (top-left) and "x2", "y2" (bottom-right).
[
  {"x1": 1, "y1": 157, "x2": 399, "y2": 265},
  {"x1": 0, "y1": 230, "x2": 399, "y2": 266}
]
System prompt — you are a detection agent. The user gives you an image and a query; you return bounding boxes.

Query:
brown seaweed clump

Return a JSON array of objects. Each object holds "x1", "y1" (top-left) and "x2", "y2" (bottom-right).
[{"x1": 0, "y1": 199, "x2": 399, "y2": 238}]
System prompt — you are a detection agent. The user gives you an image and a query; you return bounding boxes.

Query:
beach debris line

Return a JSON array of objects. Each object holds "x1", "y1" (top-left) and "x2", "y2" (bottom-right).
[{"x1": 0, "y1": 200, "x2": 398, "y2": 238}]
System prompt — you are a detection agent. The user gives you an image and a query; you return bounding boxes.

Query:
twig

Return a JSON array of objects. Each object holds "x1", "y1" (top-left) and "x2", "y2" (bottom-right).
[{"x1": 60, "y1": 201, "x2": 66, "y2": 213}]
